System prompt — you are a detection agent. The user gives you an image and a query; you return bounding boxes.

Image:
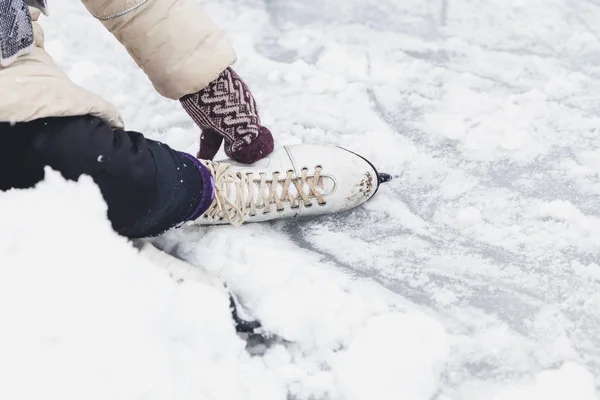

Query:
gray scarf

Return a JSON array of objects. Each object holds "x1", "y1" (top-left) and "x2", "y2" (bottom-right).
[{"x1": 0, "y1": 0, "x2": 48, "y2": 67}]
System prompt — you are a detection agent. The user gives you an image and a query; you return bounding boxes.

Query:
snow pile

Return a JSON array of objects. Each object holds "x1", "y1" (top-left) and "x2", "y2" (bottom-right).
[
  {"x1": 495, "y1": 363, "x2": 597, "y2": 400},
  {"x1": 0, "y1": 170, "x2": 282, "y2": 400},
  {"x1": 161, "y1": 222, "x2": 452, "y2": 399},
  {"x1": 335, "y1": 313, "x2": 448, "y2": 400}
]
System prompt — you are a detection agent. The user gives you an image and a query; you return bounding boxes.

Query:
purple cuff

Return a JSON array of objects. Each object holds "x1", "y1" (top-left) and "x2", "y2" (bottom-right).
[{"x1": 179, "y1": 152, "x2": 215, "y2": 221}]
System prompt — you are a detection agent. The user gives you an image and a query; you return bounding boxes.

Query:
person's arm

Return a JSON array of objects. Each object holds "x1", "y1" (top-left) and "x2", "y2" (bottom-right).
[
  {"x1": 81, "y1": 0, "x2": 274, "y2": 163},
  {"x1": 80, "y1": 0, "x2": 236, "y2": 99}
]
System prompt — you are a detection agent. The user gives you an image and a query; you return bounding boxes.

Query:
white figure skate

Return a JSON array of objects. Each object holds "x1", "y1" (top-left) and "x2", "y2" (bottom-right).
[{"x1": 195, "y1": 144, "x2": 391, "y2": 226}]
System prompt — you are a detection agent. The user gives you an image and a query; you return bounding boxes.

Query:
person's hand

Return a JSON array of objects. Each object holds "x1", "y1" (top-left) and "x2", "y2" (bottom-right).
[
  {"x1": 180, "y1": 67, "x2": 274, "y2": 164},
  {"x1": 196, "y1": 129, "x2": 223, "y2": 161}
]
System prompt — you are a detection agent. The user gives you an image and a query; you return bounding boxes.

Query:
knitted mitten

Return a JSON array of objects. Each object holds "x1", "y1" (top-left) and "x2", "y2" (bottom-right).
[{"x1": 180, "y1": 67, "x2": 274, "y2": 164}]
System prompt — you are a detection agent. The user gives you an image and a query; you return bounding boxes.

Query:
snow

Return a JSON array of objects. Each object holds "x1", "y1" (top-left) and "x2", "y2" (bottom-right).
[
  {"x1": 494, "y1": 363, "x2": 597, "y2": 400},
  {"x1": 334, "y1": 313, "x2": 448, "y2": 400},
  {"x1": 2, "y1": 0, "x2": 600, "y2": 398}
]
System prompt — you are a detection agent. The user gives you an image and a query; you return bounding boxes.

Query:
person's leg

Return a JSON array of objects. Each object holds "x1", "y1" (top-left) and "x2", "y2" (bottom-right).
[
  {"x1": 0, "y1": 124, "x2": 41, "y2": 191},
  {"x1": 1, "y1": 116, "x2": 390, "y2": 232},
  {"x1": 0, "y1": 115, "x2": 213, "y2": 238}
]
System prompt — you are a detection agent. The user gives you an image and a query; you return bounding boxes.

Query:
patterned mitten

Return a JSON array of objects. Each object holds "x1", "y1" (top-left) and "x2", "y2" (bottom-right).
[{"x1": 180, "y1": 67, "x2": 274, "y2": 164}]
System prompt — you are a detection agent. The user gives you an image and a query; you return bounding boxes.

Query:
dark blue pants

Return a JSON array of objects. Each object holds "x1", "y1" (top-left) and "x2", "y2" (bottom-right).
[{"x1": 0, "y1": 115, "x2": 204, "y2": 238}]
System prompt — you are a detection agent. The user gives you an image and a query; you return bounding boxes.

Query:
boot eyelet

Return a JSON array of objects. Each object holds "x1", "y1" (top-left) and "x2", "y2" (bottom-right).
[
  {"x1": 277, "y1": 208, "x2": 285, "y2": 213},
  {"x1": 305, "y1": 203, "x2": 313, "y2": 208},
  {"x1": 319, "y1": 201, "x2": 327, "y2": 207},
  {"x1": 315, "y1": 165, "x2": 322, "y2": 169}
]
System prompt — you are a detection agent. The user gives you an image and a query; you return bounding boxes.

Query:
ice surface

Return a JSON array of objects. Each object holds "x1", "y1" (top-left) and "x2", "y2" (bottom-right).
[{"x1": 2, "y1": 0, "x2": 600, "y2": 398}]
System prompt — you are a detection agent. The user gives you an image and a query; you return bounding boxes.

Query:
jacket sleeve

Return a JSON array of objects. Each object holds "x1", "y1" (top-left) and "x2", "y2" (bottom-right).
[{"x1": 81, "y1": 0, "x2": 237, "y2": 99}]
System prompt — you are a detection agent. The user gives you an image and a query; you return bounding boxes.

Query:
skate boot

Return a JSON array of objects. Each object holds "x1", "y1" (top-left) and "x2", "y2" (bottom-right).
[{"x1": 195, "y1": 144, "x2": 391, "y2": 226}]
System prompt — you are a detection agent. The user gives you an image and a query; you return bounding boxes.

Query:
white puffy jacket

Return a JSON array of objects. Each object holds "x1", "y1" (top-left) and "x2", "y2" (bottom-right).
[{"x1": 0, "y1": 0, "x2": 237, "y2": 129}]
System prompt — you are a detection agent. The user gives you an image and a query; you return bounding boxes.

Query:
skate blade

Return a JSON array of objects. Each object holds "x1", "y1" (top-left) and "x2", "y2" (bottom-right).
[
  {"x1": 230, "y1": 293, "x2": 262, "y2": 333},
  {"x1": 377, "y1": 172, "x2": 392, "y2": 184}
]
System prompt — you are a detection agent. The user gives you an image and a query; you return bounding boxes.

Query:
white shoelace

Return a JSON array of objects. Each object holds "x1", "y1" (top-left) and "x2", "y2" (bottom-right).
[{"x1": 200, "y1": 161, "x2": 327, "y2": 226}]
